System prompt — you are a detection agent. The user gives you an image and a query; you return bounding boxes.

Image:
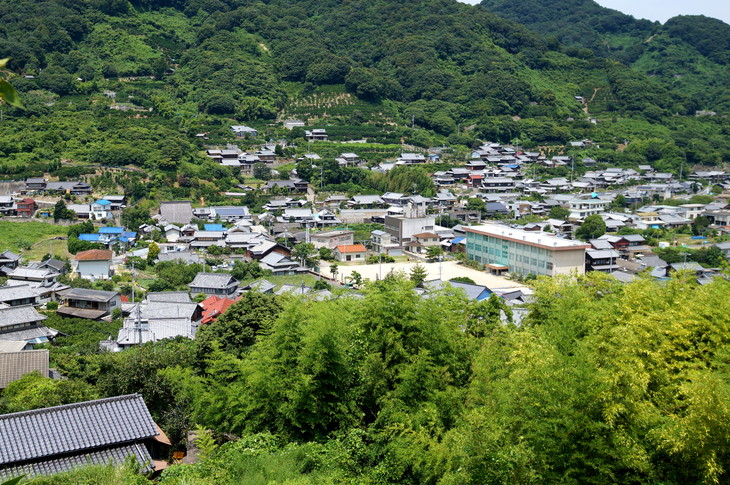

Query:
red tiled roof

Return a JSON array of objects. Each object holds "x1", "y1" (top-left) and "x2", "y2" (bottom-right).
[
  {"x1": 75, "y1": 249, "x2": 113, "y2": 261},
  {"x1": 200, "y1": 295, "x2": 235, "y2": 325},
  {"x1": 335, "y1": 244, "x2": 367, "y2": 253}
]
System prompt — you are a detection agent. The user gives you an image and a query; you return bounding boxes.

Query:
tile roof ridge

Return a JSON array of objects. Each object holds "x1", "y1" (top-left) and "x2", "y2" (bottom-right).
[{"x1": 0, "y1": 393, "x2": 142, "y2": 420}]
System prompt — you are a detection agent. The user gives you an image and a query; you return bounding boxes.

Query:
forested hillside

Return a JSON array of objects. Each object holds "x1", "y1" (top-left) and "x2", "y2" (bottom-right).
[
  {"x1": 0, "y1": 0, "x2": 728, "y2": 193},
  {"x1": 9, "y1": 273, "x2": 730, "y2": 484},
  {"x1": 479, "y1": 0, "x2": 730, "y2": 112}
]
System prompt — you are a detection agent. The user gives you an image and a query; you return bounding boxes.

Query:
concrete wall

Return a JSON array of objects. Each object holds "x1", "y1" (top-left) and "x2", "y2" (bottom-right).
[
  {"x1": 552, "y1": 249, "x2": 586, "y2": 276},
  {"x1": 77, "y1": 260, "x2": 111, "y2": 280},
  {"x1": 339, "y1": 209, "x2": 388, "y2": 223}
]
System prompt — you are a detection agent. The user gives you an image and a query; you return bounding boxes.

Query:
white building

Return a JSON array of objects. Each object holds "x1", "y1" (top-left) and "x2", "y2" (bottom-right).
[
  {"x1": 464, "y1": 224, "x2": 589, "y2": 277},
  {"x1": 568, "y1": 197, "x2": 610, "y2": 220}
]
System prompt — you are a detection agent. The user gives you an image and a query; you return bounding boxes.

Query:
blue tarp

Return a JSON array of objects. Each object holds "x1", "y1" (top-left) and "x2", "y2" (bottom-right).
[{"x1": 204, "y1": 224, "x2": 225, "y2": 231}]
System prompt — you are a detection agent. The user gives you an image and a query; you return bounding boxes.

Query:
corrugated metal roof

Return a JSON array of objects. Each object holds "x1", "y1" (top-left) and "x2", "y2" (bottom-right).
[{"x1": 0, "y1": 394, "x2": 157, "y2": 465}]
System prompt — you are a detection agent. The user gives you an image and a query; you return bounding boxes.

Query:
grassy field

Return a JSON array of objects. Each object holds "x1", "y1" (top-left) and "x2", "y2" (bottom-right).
[{"x1": 0, "y1": 220, "x2": 70, "y2": 261}]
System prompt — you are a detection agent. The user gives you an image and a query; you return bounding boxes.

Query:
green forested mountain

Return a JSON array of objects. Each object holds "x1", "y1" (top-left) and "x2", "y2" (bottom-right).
[
  {"x1": 0, "y1": 0, "x2": 728, "y2": 192},
  {"x1": 479, "y1": 0, "x2": 730, "y2": 111}
]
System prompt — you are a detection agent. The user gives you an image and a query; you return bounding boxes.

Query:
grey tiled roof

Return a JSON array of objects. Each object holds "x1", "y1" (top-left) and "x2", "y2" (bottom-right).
[
  {"x1": 0, "y1": 285, "x2": 39, "y2": 302},
  {"x1": 0, "y1": 341, "x2": 26, "y2": 352},
  {"x1": 39, "y1": 259, "x2": 66, "y2": 273},
  {"x1": 242, "y1": 279, "x2": 276, "y2": 293},
  {"x1": 0, "y1": 306, "x2": 47, "y2": 328},
  {"x1": 117, "y1": 318, "x2": 196, "y2": 345},
  {"x1": 59, "y1": 288, "x2": 118, "y2": 303},
  {"x1": 0, "y1": 442, "x2": 152, "y2": 479},
  {"x1": 140, "y1": 302, "x2": 199, "y2": 320},
  {"x1": 0, "y1": 350, "x2": 49, "y2": 388},
  {"x1": 159, "y1": 201, "x2": 193, "y2": 224},
  {"x1": 0, "y1": 394, "x2": 157, "y2": 467},
  {"x1": 424, "y1": 279, "x2": 490, "y2": 300},
  {"x1": 188, "y1": 273, "x2": 239, "y2": 290},
  {"x1": 147, "y1": 291, "x2": 192, "y2": 303},
  {"x1": 0, "y1": 326, "x2": 58, "y2": 343}
]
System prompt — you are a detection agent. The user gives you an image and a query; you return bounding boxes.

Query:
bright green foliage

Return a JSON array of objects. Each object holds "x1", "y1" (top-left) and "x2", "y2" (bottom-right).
[
  {"x1": 443, "y1": 273, "x2": 730, "y2": 484},
  {"x1": 409, "y1": 263, "x2": 429, "y2": 286},
  {"x1": 549, "y1": 205, "x2": 571, "y2": 220},
  {"x1": 0, "y1": 372, "x2": 98, "y2": 413},
  {"x1": 0, "y1": 58, "x2": 23, "y2": 109},
  {"x1": 193, "y1": 425, "x2": 218, "y2": 462},
  {"x1": 426, "y1": 245, "x2": 444, "y2": 260},
  {"x1": 90, "y1": 338, "x2": 198, "y2": 447},
  {"x1": 121, "y1": 206, "x2": 151, "y2": 232},
  {"x1": 26, "y1": 460, "x2": 147, "y2": 485},
  {"x1": 148, "y1": 261, "x2": 203, "y2": 291},
  {"x1": 466, "y1": 198, "x2": 486, "y2": 213},
  {"x1": 291, "y1": 243, "x2": 318, "y2": 268},
  {"x1": 25, "y1": 271, "x2": 730, "y2": 483},
  {"x1": 195, "y1": 291, "x2": 282, "y2": 359},
  {"x1": 449, "y1": 276, "x2": 476, "y2": 284}
]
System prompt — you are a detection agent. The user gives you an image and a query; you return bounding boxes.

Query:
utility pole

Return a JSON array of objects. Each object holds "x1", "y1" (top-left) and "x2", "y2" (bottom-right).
[
  {"x1": 131, "y1": 260, "x2": 142, "y2": 346},
  {"x1": 379, "y1": 252, "x2": 382, "y2": 280},
  {"x1": 570, "y1": 156, "x2": 574, "y2": 183},
  {"x1": 679, "y1": 156, "x2": 685, "y2": 181}
]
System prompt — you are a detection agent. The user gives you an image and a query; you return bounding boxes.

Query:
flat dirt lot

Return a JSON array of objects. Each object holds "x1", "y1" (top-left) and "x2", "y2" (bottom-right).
[{"x1": 321, "y1": 260, "x2": 528, "y2": 291}]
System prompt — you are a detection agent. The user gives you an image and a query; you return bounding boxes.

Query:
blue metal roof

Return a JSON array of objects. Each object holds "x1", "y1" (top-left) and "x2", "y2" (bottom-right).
[
  {"x1": 78, "y1": 234, "x2": 101, "y2": 242},
  {"x1": 98, "y1": 227, "x2": 123, "y2": 234}
]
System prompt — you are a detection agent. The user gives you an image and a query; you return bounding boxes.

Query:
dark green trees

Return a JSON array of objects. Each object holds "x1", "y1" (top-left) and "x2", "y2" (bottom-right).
[{"x1": 575, "y1": 214, "x2": 607, "y2": 240}]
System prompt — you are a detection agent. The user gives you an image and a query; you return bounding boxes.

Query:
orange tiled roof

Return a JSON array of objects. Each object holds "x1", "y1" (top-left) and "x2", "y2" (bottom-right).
[
  {"x1": 200, "y1": 295, "x2": 235, "y2": 325},
  {"x1": 74, "y1": 249, "x2": 113, "y2": 261},
  {"x1": 335, "y1": 244, "x2": 367, "y2": 253}
]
